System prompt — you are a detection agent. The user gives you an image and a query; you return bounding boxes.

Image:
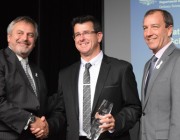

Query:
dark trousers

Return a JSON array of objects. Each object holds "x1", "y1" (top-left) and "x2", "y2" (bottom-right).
[{"x1": 79, "y1": 136, "x2": 90, "y2": 140}]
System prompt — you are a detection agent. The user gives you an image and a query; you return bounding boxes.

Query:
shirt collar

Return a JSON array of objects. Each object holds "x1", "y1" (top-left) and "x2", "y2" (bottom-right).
[
  {"x1": 8, "y1": 46, "x2": 29, "y2": 62},
  {"x1": 81, "y1": 51, "x2": 103, "y2": 67},
  {"x1": 16, "y1": 54, "x2": 28, "y2": 63},
  {"x1": 155, "y1": 41, "x2": 172, "y2": 59}
]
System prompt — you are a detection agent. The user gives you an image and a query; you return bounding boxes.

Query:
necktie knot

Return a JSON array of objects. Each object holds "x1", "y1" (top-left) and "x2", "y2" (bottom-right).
[
  {"x1": 150, "y1": 55, "x2": 158, "y2": 70},
  {"x1": 21, "y1": 58, "x2": 27, "y2": 64},
  {"x1": 21, "y1": 59, "x2": 28, "y2": 69},
  {"x1": 84, "y1": 63, "x2": 91, "y2": 84},
  {"x1": 152, "y1": 55, "x2": 158, "y2": 63},
  {"x1": 85, "y1": 63, "x2": 92, "y2": 69}
]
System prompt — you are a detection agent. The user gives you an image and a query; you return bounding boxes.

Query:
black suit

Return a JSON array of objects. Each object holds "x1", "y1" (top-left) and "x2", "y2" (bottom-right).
[
  {"x1": 58, "y1": 55, "x2": 142, "y2": 140},
  {"x1": 0, "y1": 47, "x2": 61, "y2": 140}
]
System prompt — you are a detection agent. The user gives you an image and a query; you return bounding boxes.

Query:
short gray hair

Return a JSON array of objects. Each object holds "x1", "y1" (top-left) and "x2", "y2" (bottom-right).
[{"x1": 7, "y1": 16, "x2": 38, "y2": 39}]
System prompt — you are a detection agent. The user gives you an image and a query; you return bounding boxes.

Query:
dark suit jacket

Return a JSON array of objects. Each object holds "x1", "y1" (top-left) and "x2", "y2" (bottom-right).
[
  {"x1": 0, "y1": 47, "x2": 61, "y2": 140},
  {"x1": 58, "y1": 54, "x2": 142, "y2": 140}
]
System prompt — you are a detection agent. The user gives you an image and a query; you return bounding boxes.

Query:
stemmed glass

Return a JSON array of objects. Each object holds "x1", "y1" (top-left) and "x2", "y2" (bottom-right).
[{"x1": 87, "y1": 99, "x2": 113, "y2": 140}]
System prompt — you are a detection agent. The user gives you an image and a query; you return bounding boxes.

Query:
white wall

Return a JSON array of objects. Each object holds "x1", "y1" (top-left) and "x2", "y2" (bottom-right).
[{"x1": 103, "y1": 0, "x2": 131, "y2": 62}]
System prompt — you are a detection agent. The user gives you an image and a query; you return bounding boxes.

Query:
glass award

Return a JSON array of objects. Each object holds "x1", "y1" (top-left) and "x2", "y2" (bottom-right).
[{"x1": 87, "y1": 99, "x2": 113, "y2": 140}]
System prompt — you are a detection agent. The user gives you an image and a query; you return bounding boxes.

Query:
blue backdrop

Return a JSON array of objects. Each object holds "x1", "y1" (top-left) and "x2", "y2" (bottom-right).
[{"x1": 131, "y1": 0, "x2": 180, "y2": 97}]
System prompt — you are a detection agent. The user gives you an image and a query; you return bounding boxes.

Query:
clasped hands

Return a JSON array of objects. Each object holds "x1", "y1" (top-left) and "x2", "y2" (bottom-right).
[{"x1": 30, "y1": 116, "x2": 49, "y2": 139}]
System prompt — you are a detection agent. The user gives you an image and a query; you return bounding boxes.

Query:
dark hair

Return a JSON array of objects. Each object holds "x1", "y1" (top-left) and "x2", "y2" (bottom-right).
[
  {"x1": 144, "y1": 9, "x2": 174, "y2": 28},
  {"x1": 71, "y1": 15, "x2": 102, "y2": 33}
]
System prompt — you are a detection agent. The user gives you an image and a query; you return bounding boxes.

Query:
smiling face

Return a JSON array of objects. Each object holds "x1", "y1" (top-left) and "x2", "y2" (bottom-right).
[
  {"x1": 7, "y1": 21, "x2": 36, "y2": 58},
  {"x1": 143, "y1": 11, "x2": 173, "y2": 54},
  {"x1": 73, "y1": 21, "x2": 103, "y2": 61}
]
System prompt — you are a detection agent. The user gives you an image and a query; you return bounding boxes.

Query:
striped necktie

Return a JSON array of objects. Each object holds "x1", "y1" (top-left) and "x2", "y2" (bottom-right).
[
  {"x1": 21, "y1": 59, "x2": 37, "y2": 96},
  {"x1": 144, "y1": 55, "x2": 158, "y2": 96},
  {"x1": 83, "y1": 63, "x2": 92, "y2": 134}
]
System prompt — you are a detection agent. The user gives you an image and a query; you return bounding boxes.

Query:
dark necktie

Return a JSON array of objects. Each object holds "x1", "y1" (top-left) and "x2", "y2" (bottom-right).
[
  {"x1": 83, "y1": 63, "x2": 92, "y2": 134},
  {"x1": 144, "y1": 55, "x2": 158, "y2": 96},
  {"x1": 21, "y1": 59, "x2": 37, "y2": 96}
]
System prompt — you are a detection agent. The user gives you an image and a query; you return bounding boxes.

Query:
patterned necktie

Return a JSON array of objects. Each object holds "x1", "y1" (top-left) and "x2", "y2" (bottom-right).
[
  {"x1": 21, "y1": 59, "x2": 37, "y2": 96},
  {"x1": 83, "y1": 63, "x2": 92, "y2": 134},
  {"x1": 144, "y1": 55, "x2": 158, "y2": 96}
]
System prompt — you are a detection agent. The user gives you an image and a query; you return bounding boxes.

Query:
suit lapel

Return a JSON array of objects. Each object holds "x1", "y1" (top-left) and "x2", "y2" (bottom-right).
[
  {"x1": 6, "y1": 48, "x2": 30, "y2": 85},
  {"x1": 18, "y1": 62, "x2": 32, "y2": 89},
  {"x1": 143, "y1": 44, "x2": 176, "y2": 110},
  {"x1": 19, "y1": 61, "x2": 38, "y2": 96},
  {"x1": 141, "y1": 60, "x2": 150, "y2": 105},
  {"x1": 29, "y1": 63, "x2": 39, "y2": 97},
  {"x1": 71, "y1": 62, "x2": 81, "y2": 118},
  {"x1": 92, "y1": 55, "x2": 110, "y2": 115},
  {"x1": 5, "y1": 47, "x2": 38, "y2": 97}
]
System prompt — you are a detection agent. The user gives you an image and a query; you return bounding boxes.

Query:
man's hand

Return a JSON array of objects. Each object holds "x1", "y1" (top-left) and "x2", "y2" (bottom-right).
[
  {"x1": 30, "y1": 116, "x2": 49, "y2": 139},
  {"x1": 96, "y1": 113, "x2": 115, "y2": 133}
]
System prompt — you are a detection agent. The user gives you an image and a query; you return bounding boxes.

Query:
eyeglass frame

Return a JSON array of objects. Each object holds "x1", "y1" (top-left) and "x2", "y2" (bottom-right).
[{"x1": 73, "y1": 30, "x2": 98, "y2": 39}]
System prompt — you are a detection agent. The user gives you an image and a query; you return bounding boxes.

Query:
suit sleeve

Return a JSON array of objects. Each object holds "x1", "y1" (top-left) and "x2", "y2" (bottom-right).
[
  {"x1": 46, "y1": 92, "x2": 66, "y2": 138},
  {"x1": 169, "y1": 56, "x2": 180, "y2": 140},
  {"x1": 0, "y1": 61, "x2": 30, "y2": 134},
  {"x1": 113, "y1": 63, "x2": 142, "y2": 136},
  {"x1": 46, "y1": 71, "x2": 66, "y2": 138}
]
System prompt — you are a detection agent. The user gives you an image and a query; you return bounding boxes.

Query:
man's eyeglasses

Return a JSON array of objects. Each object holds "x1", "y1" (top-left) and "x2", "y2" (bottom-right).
[{"x1": 73, "y1": 31, "x2": 97, "y2": 39}]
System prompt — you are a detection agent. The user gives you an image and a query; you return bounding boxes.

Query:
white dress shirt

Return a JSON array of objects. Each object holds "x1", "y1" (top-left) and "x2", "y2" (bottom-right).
[{"x1": 79, "y1": 51, "x2": 103, "y2": 136}]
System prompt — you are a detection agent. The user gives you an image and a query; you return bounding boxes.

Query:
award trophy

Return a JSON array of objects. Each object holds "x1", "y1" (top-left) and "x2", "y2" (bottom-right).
[{"x1": 87, "y1": 99, "x2": 113, "y2": 140}]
